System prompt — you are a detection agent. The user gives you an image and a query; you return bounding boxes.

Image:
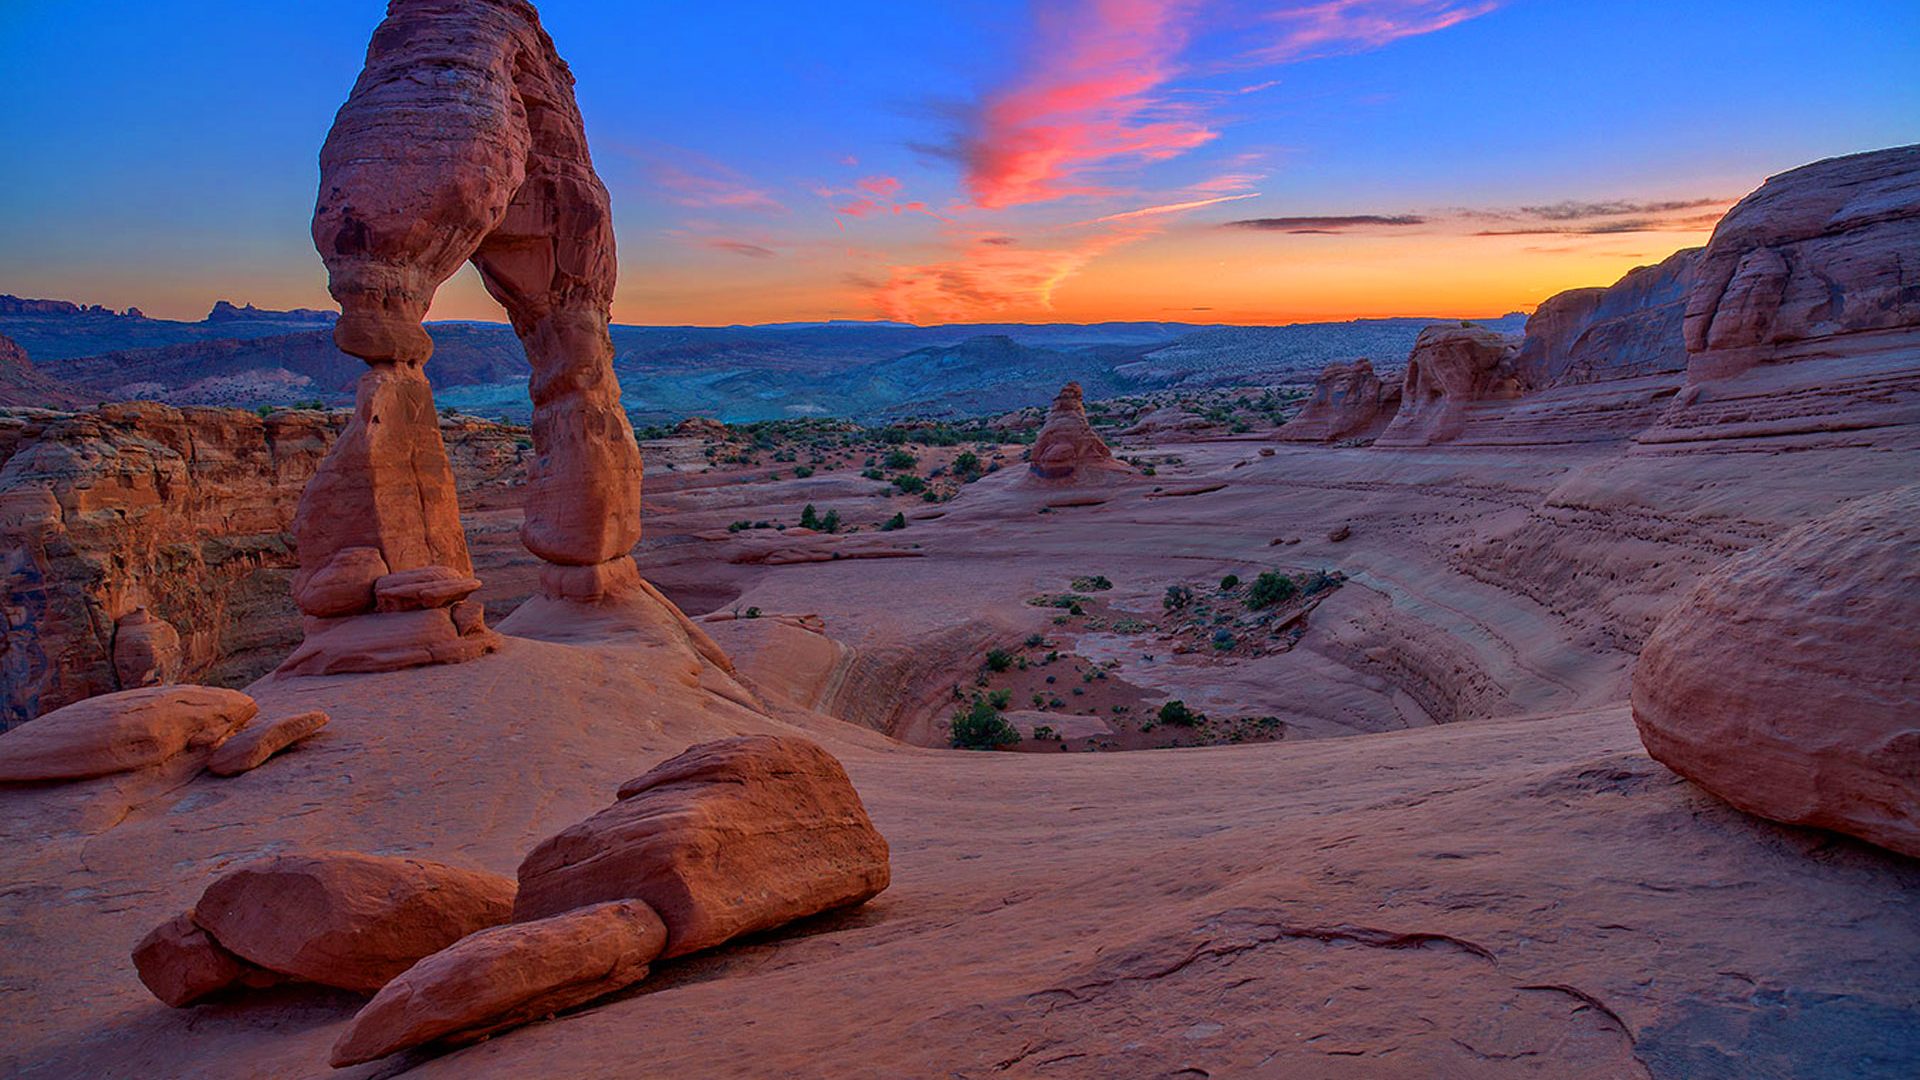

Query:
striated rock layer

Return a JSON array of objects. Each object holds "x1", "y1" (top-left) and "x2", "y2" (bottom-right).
[
  {"x1": 294, "y1": 0, "x2": 645, "y2": 678},
  {"x1": 1685, "y1": 144, "x2": 1920, "y2": 381},
  {"x1": 1632, "y1": 485, "x2": 1920, "y2": 857},
  {"x1": 1376, "y1": 324, "x2": 1523, "y2": 446},
  {"x1": 1517, "y1": 248, "x2": 1699, "y2": 388},
  {"x1": 1274, "y1": 358, "x2": 1401, "y2": 442}
]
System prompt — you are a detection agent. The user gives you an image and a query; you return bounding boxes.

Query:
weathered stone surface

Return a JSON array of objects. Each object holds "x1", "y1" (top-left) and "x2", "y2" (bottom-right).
[
  {"x1": 111, "y1": 608, "x2": 184, "y2": 690},
  {"x1": 205, "y1": 709, "x2": 329, "y2": 776},
  {"x1": 294, "y1": 545, "x2": 389, "y2": 618},
  {"x1": 296, "y1": 0, "x2": 645, "y2": 677},
  {"x1": 192, "y1": 852, "x2": 517, "y2": 994},
  {"x1": 1275, "y1": 359, "x2": 1401, "y2": 442},
  {"x1": 0, "y1": 685, "x2": 257, "y2": 782},
  {"x1": 1377, "y1": 325, "x2": 1523, "y2": 446},
  {"x1": 330, "y1": 900, "x2": 668, "y2": 1066},
  {"x1": 515, "y1": 735, "x2": 890, "y2": 957},
  {"x1": 132, "y1": 913, "x2": 276, "y2": 1008},
  {"x1": 0, "y1": 332, "x2": 80, "y2": 408},
  {"x1": 1517, "y1": 248, "x2": 1699, "y2": 388},
  {"x1": 277, "y1": 605, "x2": 497, "y2": 677},
  {"x1": 372, "y1": 565, "x2": 483, "y2": 612},
  {"x1": 1685, "y1": 144, "x2": 1920, "y2": 380},
  {"x1": 1633, "y1": 484, "x2": 1920, "y2": 858},
  {"x1": 1028, "y1": 383, "x2": 1126, "y2": 482}
]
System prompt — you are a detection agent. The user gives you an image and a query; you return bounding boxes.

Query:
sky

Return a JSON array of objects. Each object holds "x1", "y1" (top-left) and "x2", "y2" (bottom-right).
[{"x1": 1, "y1": 1, "x2": 1915, "y2": 327}]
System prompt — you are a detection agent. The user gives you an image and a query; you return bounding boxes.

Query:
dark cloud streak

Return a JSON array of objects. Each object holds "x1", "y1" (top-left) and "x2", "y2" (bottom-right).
[{"x1": 1223, "y1": 214, "x2": 1426, "y2": 233}]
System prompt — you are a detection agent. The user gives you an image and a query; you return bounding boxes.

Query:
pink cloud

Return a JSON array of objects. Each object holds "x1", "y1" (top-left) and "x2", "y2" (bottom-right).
[
  {"x1": 646, "y1": 153, "x2": 784, "y2": 212},
  {"x1": 1083, "y1": 191, "x2": 1259, "y2": 224},
  {"x1": 857, "y1": 175, "x2": 904, "y2": 197},
  {"x1": 1252, "y1": 1, "x2": 1500, "y2": 64},
  {"x1": 959, "y1": 0, "x2": 1212, "y2": 209},
  {"x1": 870, "y1": 226, "x2": 1152, "y2": 323}
]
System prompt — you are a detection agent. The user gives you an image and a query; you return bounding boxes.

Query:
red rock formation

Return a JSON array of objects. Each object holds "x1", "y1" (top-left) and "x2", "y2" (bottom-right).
[
  {"x1": 205, "y1": 709, "x2": 329, "y2": 776},
  {"x1": 1632, "y1": 485, "x2": 1920, "y2": 858},
  {"x1": 0, "y1": 403, "x2": 528, "y2": 728},
  {"x1": 331, "y1": 899, "x2": 668, "y2": 1065},
  {"x1": 1376, "y1": 325, "x2": 1523, "y2": 446},
  {"x1": 1516, "y1": 248, "x2": 1699, "y2": 387},
  {"x1": 293, "y1": 0, "x2": 645, "y2": 672},
  {"x1": 1028, "y1": 383, "x2": 1127, "y2": 481},
  {"x1": 131, "y1": 913, "x2": 279, "y2": 1008},
  {"x1": 188, "y1": 852, "x2": 517, "y2": 994},
  {"x1": 1274, "y1": 359, "x2": 1401, "y2": 442},
  {"x1": 0, "y1": 685, "x2": 257, "y2": 783},
  {"x1": 514, "y1": 735, "x2": 890, "y2": 957},
  {"x1": 1685, "y1": 144, "x2": 1920, "y2": 381},
  {"x1": 0, "y1": 333, "x2": 80, "y2": 408}
]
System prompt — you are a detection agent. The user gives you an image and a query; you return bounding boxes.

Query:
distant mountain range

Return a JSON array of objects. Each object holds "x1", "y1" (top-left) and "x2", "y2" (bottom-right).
[{"x1": 0, "y1": 294, "x2": 1524, "y2": 421}]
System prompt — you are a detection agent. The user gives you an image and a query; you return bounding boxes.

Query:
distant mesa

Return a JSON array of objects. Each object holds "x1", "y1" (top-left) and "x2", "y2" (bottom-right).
[
  {"x1": 0, "y1": 294, "x2": 142, "y2": 318},
  {"x1": 1027, "y1": 382, "x2": 1130, "y2": 482},
  {"x1": 205, "y1": 299, "x2": 338, "y2": 324},
  {"x1": 0, "y1": 331, "x2": 83, "y2": 408}
]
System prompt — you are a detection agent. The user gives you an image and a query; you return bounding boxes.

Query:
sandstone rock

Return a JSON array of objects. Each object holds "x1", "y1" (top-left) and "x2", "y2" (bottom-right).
[
  {"x1": 132, "y1": 913, "x2": 277, "y2": 1008},
  {"x1": 1516, "y1": 248, "x2": 1699, "y2": 388},
  {"x1": 330, "y1": 900, "x2": 668, "y2": 1066},
  {"x1": 674, "y1": 416, "x2": 729, "y2": 438},
  {"x1": 294, "y1": 545, "x2": 389, "y2": 618},
  {"x1": 0, "y1": 332, "x2": 80, "y2": 408},
  {"x1": 277, "y1": 605, "x2": 497, "y2": 677},
  {"x1": 0, "y1": 685, "x2": 257, "y2": 783},
  {"x1": 300, "y1": 0, "x2": 645, "y2": 643},
  {"x1": 206, "y1": 709, "x2": 329, "y2": 776},
  {"x1": 515, "y1": 736, "x2": 890, "y2": 958},
  {"x1": 192, "y1": 852, "x2": 517, "y2": 993},
  {"x1": 111, "y1": 608, "x2": 184, "y2": 689},
  {"x1": 1028, "y1": 383, "x2": 1127, "y2": 482},
  {"x1": 1376, "y1": 325, "x2": 1523, "y2": 446},
  {"x1": 373, "y1": 565, "x2": 483, "y2": 612},
  {"x1": 1276, "y1": 359, "x2": 1402, "y2": 442},
  {"x1": 1685, "y1": 144, "x2": 1920, "y2": 380},
  {"x1": 1327, "y1": 523, "x2": 1351, "y2": 543},
  {"x1": 1632, "y1": 485, "x2": 1920, "y2": 857}
]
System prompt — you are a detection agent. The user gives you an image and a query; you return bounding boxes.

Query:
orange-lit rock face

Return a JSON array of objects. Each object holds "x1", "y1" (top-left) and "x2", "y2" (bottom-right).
[
  {"x1": 1377, "y1": 325, "x2": 1522, "y2": 446},
  {"x1": 1028, "y1": 382, "x2": 1124, "y2": 481},
  {"x1": 1276, "y1": 359, "x2": 1400, "y2": 442},
  {"x1": 1685, "y1": 145, "x2": 1920, "y2": 380},
  {"x1": 293, "y1": 0, "x2": 644, "y2": 673}
]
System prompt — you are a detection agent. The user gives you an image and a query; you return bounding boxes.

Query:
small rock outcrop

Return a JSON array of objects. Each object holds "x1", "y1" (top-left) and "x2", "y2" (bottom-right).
[
  {"x1": 1376, "y1": 325, "x2": 1523, "y2": 446},
  {"x1": 1685, "y1": 144, "x2": 1920, "y2": 380},
  {"x1": 291, "y1": 0, "x2": 645, "y2": 673},
  {"x1": 1275, "y1": 359, "x2": 1401, "y2": 442},
  {"x1": 205, "y1": 709, "x2": 329, "y2": 776},
  {"x1": 132, "y1": 913, "x2": 280, "y2": 1008},
  {"x1": 514, "y1": 735, "x2": 891, "y2": 957},
  {"x1": 185, "y1": 852, "x2": 517, "y2": 994},
  {"x1": 1028, "y1": 383, "x2": 1127, "y2": 481},
  {"x1": 1632, "y1": 485, "x2": 1920, "y2": 858},
  {"x1": 0, "y1": 333, "x2": 80, "y2": 408},
  {"x1": 330, "y1": 899, "x2": 668, "y2": 1066},
  {"x1": 1516, "y1": 248, "x2": 1700, "y2": 387},
  {"x1": 0, "y1": 685, "x2": 257, "y2": 783}
]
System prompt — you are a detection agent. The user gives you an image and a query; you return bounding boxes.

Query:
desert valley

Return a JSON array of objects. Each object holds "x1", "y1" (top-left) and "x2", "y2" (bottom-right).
[{"x1": 1, "y1": 1, "x2": 1916, "y2": 1078}]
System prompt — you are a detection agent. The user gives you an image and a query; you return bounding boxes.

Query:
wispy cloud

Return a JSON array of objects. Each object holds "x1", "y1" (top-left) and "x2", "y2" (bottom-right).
[
  {"x1": 1250, "y1": 1, "x2": 1500, "y2": 64},
  {"x1": 1466, "y1": 199, "x2": 1731, "y2": 235},
  {"x1": 870, "y1": 226, "x2": 1152, "y2": 323},
  {"x1": 707, "y1": 239, "x2": 778, "y2": 258},
  {"x1": 1225, "y1": 213, "x2": 1426, "y2": 232},
  {"x1": 1087, "y1": 191, "x2": 1260, "y2": 224},
  {"x1": 645, "y1": 151, "x2": 784, "y2": 212}
]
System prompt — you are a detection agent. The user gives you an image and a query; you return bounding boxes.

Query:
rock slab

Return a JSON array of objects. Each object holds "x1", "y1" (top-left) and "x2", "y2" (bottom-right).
[
  {"x1": 514, "y1": 735, "x2": 890, "y2": 957},
  {"x1": 206, "y1": 709, "x2": 330, "y2": 776},
  {"x1": 0, "y1": 685, "x2": 257, "y2": 783},
  {"x1": 1633, "y1": 484, "x2": 1920, "y2": 857}
]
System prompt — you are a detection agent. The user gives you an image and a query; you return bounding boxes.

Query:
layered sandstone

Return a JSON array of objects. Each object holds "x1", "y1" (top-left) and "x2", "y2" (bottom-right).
[
  {"x1": 1632, "y1": 485, "x2": 1920, "y2": 857},
  {"x1": 1274, "y1": 358, "x2": 1401, "y2": 442},
  {"x1": 1027, "y1": 383, "x2": 1128, "y2": 481},
  {"x1": 1516, "y1": 248, "x2": 1699, "y2": 387},
  {"x1": 1685, "y1": 144, "x2": 1920, "y2": 380},
  {"x1": 0, "y1": 403, "x2": 528, "y2": 728},
  {"x1": 0, "y1": 685, "x2": 257, "y2": 783},
  {"x1": 0, "y1": 333, "x2": 80, "y2": 408},
  {"x1": 294, "y1": 0, "x2": 645, "y2": 676},
  {"x1": 1376, "y1": 324, "x2": 1523, "y2": 446}
]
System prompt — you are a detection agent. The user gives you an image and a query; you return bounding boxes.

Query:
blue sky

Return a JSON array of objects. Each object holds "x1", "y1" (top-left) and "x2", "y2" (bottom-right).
[{"x1": 2, "y1": 1, "x2": 1914, "y2": 324}]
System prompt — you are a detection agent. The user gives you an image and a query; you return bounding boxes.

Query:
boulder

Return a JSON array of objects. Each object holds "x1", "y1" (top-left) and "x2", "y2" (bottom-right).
[
  {"x1": 1275, "y1": 359, "x2": 1401, "y2": 442},
  {"x1": 1685, "y1": 144, "x2": 1920, "y2": 380},
  {"x1": 206, "y1": 709, "x2": 330, "y2": 776},
  {"x1": 110, "y1": 608, "x2": 184, "y2": 689},
  {"x1": 294, "y1": 546, "x2": 389, "y2": 618},
  {"x1": 373, "y1": 565, "x2": 483, "y2": 612},
  {"x1": 1632, "y1": 484, "x2": 1920, "y2": 857},
  {"x1": 1027, "y1": 383, "x2": 1128, "y2": 482},
  {"x1": 132, "y1": 913, "x2": 278, "y2": 1008},
  {"x1": 330, "y1": 900, "x2": 668, "y2": 1066},
  {"x1": 0, "y1": 685, "x2": 257, "y2": 783},
  {"x1": 1376, "y1": 324, "x2": 1523, "y2": 446},
  {"x1": 192, "y1": 852, "x2": 517, "y2": 993},
  {"x1": 514, "y1": 736, "x2": 890, "y2": 958}
]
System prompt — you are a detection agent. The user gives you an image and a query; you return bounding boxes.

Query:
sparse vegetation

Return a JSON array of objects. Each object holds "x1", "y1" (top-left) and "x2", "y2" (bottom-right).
[
  {"x1": 1247, "y1": 570, "x2": 1297, "y2": 609},
  {"x1": 950, "y1": 698, "x2": 1021, "y2": 750},
  {"x1": 1163, "y1": 584, "x2": 1194, "y2": 610},
  {"x1": 1158, "y1": 700, "x2": 1204, "y2": 727}
]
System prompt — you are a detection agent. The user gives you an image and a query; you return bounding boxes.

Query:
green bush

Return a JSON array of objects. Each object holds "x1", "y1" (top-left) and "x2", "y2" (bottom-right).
[
  {"x1": 1070, "y1": 575, "x2": 1113, "y2": 592},
  {"x1": 1158, "y1": 700, "x2": 1204, "y2": 727},
  {"x1": 985, "y1": 648, "x2": 1014, "y2": 672},
  {"x1": 799, "y1": 504, "x2": 821, "y2": 529},
  {"x1": 1219, "y1": 574, "x2": 1240, "y2": 590},
  {"x1": 821, "y1": 509, "x2": 841, "y2": 533},
  {"x1": 880, "y1": 512, "x2": 907, "y2": 531},
  {"x1": 892, "y1": 474, "x2": 927, "y2": 494},
  {"x1": 1163, "y1": 584, "x2": 1194, "y2": 610},
  {"x1": 1247, "y1": 571, "x2": 1297, "y2": 609},
  {"x1": 950, "y1": 698, "x2": 1021, "y2": 750},
  {"x1": 884, "y1": 448, "x2": 917, "y2": 471}
]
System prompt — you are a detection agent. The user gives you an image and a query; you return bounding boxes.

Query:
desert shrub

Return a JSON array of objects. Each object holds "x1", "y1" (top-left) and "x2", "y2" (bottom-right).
[
  {"x1": 1070, "y1": 575, "x2": 1113, "y2": 592},
  {"x1": 1212, "y1": 628, "x2": 1237, "y2": 650},
  {"x1": 1158, "y1": 700, "x2": 1204, "y2": 727},
  {"x1": 988, "y1": 689, "x2": 1012, "y2": 710},
  {"x1": 862, "y1": 467, "x2": 885, "y2": 481},
  {"x1": 744, "y1": 607, "x2": 762, "y2": 619},
  {"x1": 880, "y1": 512, "x2": 907, "y2": 531},
  {"x1": 1163, "y1": 584, "x2": 1194, "y2": 610},
  {"x1": 950, "y1": 698, "x2": 1021, "y2": 750},
  {"x1": 1219, "y1": 574, "x2": 1240, "y2": 590},
  {"x1": 985, "y1": 648, "x2": 1014, "y2": 672},
  {"x1": 884, "y1": 448, "x2": 917, "y2": 471},
  {"x1": 1246, "y1": 571, "x2": 1297, "y2": 609},
  {"x1": 799, "y1": 504, "x2": 821, "y2": 529},
  {"x1": 821, "y1": 509, "x2": 841, "y2": 533},
  {"x1": 1301, "y1": 569, "x2": 1340, "y2": 596},
  {"x1": 1024, "y1": 633, "x2": 1046, "y2": 647},
  {"x1": 892, "y1": 474, "x2": 927, "y2": 494},
  {"x1": 1032, "y1": 725, "x2": 1057, "y2": 741},
  {"x1": 953, "y1": 451, "x2": 982, "y2": 478},
  {"x1": 792, "y1": 465, "x2": 814, "y2": 477}
]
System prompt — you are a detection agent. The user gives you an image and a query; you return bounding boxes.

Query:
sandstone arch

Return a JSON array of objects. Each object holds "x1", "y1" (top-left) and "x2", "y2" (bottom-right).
[{"x1": 282, "y1": 0, "x2": 642, "y2": 675}]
